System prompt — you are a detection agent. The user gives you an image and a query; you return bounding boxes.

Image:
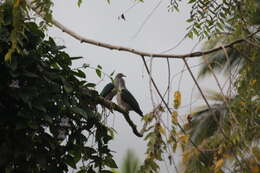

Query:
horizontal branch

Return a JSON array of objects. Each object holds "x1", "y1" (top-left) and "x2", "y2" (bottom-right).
[{"x1": 25, "y1": 0, "x2": 260, "y2": 59}]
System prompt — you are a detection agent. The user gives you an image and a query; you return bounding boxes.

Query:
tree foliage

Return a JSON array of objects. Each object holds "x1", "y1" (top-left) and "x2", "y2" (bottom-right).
[
  {"x1": 0, "y1": 0, "x2": 259, "y2": 173},
  {"x1": 0, "y1": 2, "x2": 117, "y2": 172},
  {"x1": 177, "y1": 0, "x2": 260, "y2": 172}
]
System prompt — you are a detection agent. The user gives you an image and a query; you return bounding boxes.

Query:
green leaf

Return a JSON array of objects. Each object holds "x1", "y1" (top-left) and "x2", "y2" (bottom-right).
[
  {"x1": 187, "y1": 31, "x2": 193, "y2": 39},
  {"x1": 82, "y1": 63, "x2": 90, "y2": 68},
  {"x1": 74, "y1": 69, "x2": 86, "y2": 78},
  {"x1": 186, "y1": 18, "x2": 193, "y2": 23},
  {"x1": 188, "y1": 0, "x2": 196, "y2": 3},
  {"x1": 60, "y1": 77, "x2": 73, "y2": 93},
  {"x1": 96, "y1": 69, "x2": 102, "y2": 78},
  {"x1": 70, "y1": 56, "x2": 83, "y2": 60},
  {"x1": 5, "y1": 46, "x2": 15, "y2": 61},
  {"x1": 71, "y1": 106, "x2": 88, "y2": 118},
  {"x1": 85, "y1": 83, "x2": 96, "y2": 88},
  {"x1": 77, "y1": 0, "x2": 82, "y2": 7},
  {"x1": 97, "y1": 65, "x2": 102, "y2": 69},
  {"x1": 104, "y1": 157, "x2": 118, "y2": 168},
  {"x1": 109, "y1": 71, "x2": 115, "y2": 77},
  {"x1": 65, "y1": 155, "x2": 77, "y2": 169}
]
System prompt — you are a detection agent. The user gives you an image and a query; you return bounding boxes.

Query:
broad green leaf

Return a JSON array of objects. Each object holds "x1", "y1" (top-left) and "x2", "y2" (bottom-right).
[
  {"x1": 96, "y1": 68, "x2": 102, "y2": 78},
  {"x1": 77, "y1": 0, "x2": 82, "y2": 7},
  {"x1": 104, "y1": 157, "x2": 118, "y2": 168},
  {"x1": 65, "y1": 155, "x2": 77, "y2": 169},
  {"x1": 187, "y1": 31, "x2": 193, "y2": 39},
  {"x1": 71, "y1": 106, "x2": 88, "y2": 118}
]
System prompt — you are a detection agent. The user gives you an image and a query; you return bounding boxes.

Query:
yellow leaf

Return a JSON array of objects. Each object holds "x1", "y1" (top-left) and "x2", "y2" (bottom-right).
[
  {"x1": 14, "y1": 0, "x2": 20, "y2": 8},
  {"x1": 173, "y1": 91, "x2": 181, "y2": 109},
  {"x1": 252, "y1": 147, "x2": 260, "y2": 161},
  {"x1": 215, "y1": 159, "x2": 224, "y2": 170},
  {"x1": 240, "y1": 101, "x2": 245, "y2": 106},
  {"x1": 143, "y1": 113, "x2": 154, "y2": 122},
  {"x1": 171, "y1": 111, "x2": 178, "y2": 124},
  {"x1": 183, "y1": 123, "x2": 190, "y2": 130},
  {"x1": 170, "y1": 129, "x2": 176, "y2": 136},
  {"x1": 5, "y1": 38, "x2": 17, "y2": 61},
  {"x1": 250, "y1": 165, "x2": 259, "y2": 173},
  {"x1": 167, "y1": 135, "x2": 176, "y2": 143},
  {"x1": 250, "y1": 79, "x2": 256, "y2": 86},
  {"x1": 146, "y1": 152, "x2": 154, "y2": 159},
  {"x1": 223, "y1": 154, "x2": 232, "y2": 159},
  {"x1": 157, "y1": 124, "x2": 166, "y2": 135},
  {"x1": 179, "y1": 135, "x2": 189, "y2": 144},
  {"x1": 4, "y1": 50, "x2": 13, "y2": 61},
  {"x1": 182, "y1": 150, "x2": 191, "y2": 163}
]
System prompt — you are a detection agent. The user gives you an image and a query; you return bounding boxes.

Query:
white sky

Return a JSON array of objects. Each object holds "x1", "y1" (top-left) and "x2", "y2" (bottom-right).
[{"x1": 48, "y1": 0, "x2": 225, "y2": 172}]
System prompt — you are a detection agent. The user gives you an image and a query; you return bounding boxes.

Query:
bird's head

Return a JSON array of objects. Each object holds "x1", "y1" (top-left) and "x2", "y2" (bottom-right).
[{"x1": 115, "y1": 73, "x2": 126, "y2": 79}]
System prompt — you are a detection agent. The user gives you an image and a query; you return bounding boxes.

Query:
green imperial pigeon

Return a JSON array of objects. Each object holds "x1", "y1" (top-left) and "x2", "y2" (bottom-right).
[
  {"x1": 100, "y1": 73, "x2": 126, "y2": 100},
  {"x1": 116, "y1": 75, "x2": 143, "y2": 117}
]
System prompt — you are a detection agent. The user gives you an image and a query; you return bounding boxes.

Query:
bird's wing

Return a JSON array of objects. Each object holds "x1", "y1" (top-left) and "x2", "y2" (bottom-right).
[
  {"x1": 121, "y1": 89, "x2": 143, "y2": 117},
  {"x1": 100, "y1": 83, "x2": 115, "y2": 98}
]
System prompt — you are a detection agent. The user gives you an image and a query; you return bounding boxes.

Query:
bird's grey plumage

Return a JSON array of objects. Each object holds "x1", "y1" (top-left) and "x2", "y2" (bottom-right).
[
  {"x1": 100, "y1": 73, "x2": 126, "y2": 100},
  {"x1": 116, "y1": 76, "x2": 143, "y2": 117}
]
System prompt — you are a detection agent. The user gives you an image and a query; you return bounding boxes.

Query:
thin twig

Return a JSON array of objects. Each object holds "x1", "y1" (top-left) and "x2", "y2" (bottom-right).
[
  {"x1": 183, "y1": 58, "x2": 247, "y2": 170},
  {"x1": 132, "y1": 0, "x2": 162, "y2": 39},
  {"x1": 183, "y1": 59, "x2": 212, "y2": 109},
  {"x1": 141, "y1": 55, "x2": 209, "y2": 163},
  {"x1": 149, "y1": 58, "x2": 157, "y2": 108},
  {"x1": 244, "y1": 38, "x2": 260, "y2": 49},
  {"x1": 166, "y1": 58, "x2": 171, "y2": 127}
]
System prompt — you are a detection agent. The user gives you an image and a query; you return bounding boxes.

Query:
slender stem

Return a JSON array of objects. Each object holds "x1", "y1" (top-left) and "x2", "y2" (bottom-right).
[
  {"x1": 183, "y1": 58, "x2": 247, "y2": 170},
  {"x1": 182, "y1": 59, "x2": 212, "y2": 109},
  {"x1": 141, "y1": 56, "x2": 208, "y2": 163}
]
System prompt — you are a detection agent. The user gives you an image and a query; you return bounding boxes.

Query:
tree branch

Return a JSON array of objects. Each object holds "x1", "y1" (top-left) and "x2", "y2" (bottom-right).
[
  {"x1": 25, "y1": 0, "x2": 260, "y2": 59},
  {"x1": 95, "y1": 96, "x2": 143, "y2": 137},
  {"x1": 183, "y1": 59, "x2": 246, "y2": 169},
  {"x1": 140, "y1": 56, "x2": 209, "y2": 164}
]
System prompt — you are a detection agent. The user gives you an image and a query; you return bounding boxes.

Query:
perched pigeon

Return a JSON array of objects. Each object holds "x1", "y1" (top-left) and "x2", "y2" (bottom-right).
[
  {"x1": 100, "y1": 73, "x2": 126, "y2": 100},
  {"x1": 116, "y1": 75, "x2": 143, "y2": 117}
]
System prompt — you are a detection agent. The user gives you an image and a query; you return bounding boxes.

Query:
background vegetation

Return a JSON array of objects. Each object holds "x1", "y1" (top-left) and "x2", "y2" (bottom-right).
[{"x1": 0, "y1": 0, "x2": 259, "y2": 172}]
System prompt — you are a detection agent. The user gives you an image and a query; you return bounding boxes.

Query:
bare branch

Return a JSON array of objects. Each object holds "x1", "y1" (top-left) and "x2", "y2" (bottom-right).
[
  {"x1": 183, "y1": 59, "x2": 247, "y2": 170},
  {"x1": 182, "y1": 59, "x2": 212, "y2": 109},
  {"x1": 141, "y1": 56, "x2": 209, "y2": 164},
  {"x1": 95, "y1": 96, "x2": 143, "y2": 137},
  {"x1": 25, "y1": 0, "x2": 260, "y2": 59}
]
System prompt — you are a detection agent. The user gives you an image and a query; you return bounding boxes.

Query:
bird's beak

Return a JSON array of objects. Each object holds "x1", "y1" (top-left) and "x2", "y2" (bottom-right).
[{"x1": 122, "y1": 74, "x2": 126, "y2": 77}]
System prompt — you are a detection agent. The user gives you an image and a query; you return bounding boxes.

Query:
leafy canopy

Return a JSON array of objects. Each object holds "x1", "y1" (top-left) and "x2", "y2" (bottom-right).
[{"x1": 0, "y1": 2, "x2": 117, "y2": 172}]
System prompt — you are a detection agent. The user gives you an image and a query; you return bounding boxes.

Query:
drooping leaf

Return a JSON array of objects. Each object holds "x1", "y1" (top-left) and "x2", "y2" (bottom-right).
[{"x1": 173, "y1": 91, "x2": 181, "y2": 109}]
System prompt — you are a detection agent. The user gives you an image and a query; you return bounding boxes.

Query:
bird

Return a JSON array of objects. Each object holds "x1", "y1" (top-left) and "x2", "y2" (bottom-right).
[
  {"x1": 116, "y1": 75, "x2": 143, "y2": 117},
  {"x1": 100, "y1": 73, "x2": 126, "y2": 100}
]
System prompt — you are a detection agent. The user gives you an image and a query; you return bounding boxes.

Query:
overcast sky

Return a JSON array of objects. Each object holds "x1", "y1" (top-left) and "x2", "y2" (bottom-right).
[{"x1": 48, "y1": 0, "x2": 224, "y2": 172}]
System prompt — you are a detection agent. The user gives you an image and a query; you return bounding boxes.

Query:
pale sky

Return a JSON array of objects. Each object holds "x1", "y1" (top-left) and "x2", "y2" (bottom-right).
[{"x1": 48, "y1": 0, "x2": 224, "y2": 172}]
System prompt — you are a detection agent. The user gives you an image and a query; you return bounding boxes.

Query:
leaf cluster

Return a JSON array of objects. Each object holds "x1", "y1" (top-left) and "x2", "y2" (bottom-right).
[{"x1": 0, "y1": 3, "x2": 117, "y2": 172}]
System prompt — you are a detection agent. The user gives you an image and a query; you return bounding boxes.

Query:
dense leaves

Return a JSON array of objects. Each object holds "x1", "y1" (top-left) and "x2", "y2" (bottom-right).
[
  {"x1": 0, "y1": 2, "x2": 116, "y2": 172},
  {"x1": 169, "y1": 0, "x2": 260, "y2": 39},
  {"x1": 179, "y1": 0, "x2": 260, "y2": 172}
]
